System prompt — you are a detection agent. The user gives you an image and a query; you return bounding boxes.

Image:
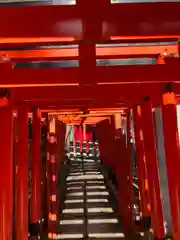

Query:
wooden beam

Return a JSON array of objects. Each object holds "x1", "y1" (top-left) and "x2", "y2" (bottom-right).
[
  {"x1": 0, "y1": 65, "x2": 79, "y2": 86},
  {"x1": 10, "y1": 84, "x2": 165, "y2": 104},
  {"x1": 0, "y1": 3, "x2": 180, "y2": 41},
  {"x1": 0, "y1": 38, "x2": 178, "y2": 49},
  {"x1": 0, "y1": 63, "x2": 179, "y2": 86}
]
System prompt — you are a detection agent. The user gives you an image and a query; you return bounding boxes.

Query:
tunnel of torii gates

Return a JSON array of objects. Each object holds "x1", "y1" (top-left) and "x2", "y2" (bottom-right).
[{"x1": 2, "y1": 1, "x2": 180, "y2": 240}]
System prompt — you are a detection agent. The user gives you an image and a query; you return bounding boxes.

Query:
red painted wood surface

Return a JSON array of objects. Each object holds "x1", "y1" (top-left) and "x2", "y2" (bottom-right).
[
  {"x1": 0, "y1": 107, "x2": 13, "y2": 240},
  {"x1": 0, "y1": 3, "x2": 179, "y2": 40},
  {"x1": 31, "y1": 109, "x2": 41, "y2": 223},
  {"x1": 132, "y1": 106, "x2": 150, "y2": 217},
  {"x1": 15, "y1": 106, "x2": 29, "y2": 240},
  {"x1": 141, "y1": 99, "x2": 165, "y2": 239},
  {"x1": 0, "y1": 64, "x2": 179, "y2": 86},
  {"x1": 161, "y1": 92, "x2": 180, "y2": 240}
]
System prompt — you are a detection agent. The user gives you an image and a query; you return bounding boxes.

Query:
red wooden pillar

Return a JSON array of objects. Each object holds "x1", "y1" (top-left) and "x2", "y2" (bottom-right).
[
  {"x1": 74, "y1": 125, "x2": 77, "y2": 143},
  {"x1": 141, "y1": 98, "x2": 165, "y2": 239},
  {"x1": 58, "y1": 121, "x2": 66, "y2": 164},
  {"x1": 86, "y1": 131, "x2": 92, "y2": 152},
  {"x1": 75, "y1": 125, "x2": 83, "y2": 150},
  {"x1": 161, "y1": 91, "x2": 180, "y2": 240},
  {"x1": 47, "y1": 117, "x2": 60, "y2": 235},
  {"x1": 115, "y1": 121, "x2": 133, "y2": 232},
  {"x1": 46, "y1": 132, "x2": 51, "y2": 232},
  {"x1": 74, "y1": 125, "x2": 79, "y2": 154},
  {"x1": 126, "y1": 112, "x2": 134, "y2": 230},
  {"x1": 87, "y1": 132, "x2": 93, "y2": 143},
  {"x1": 49, "y1": 146, "x2": 58, "y2": 234},
  {"x1": 96, "y1": 119, "x2": 115, "y2": 167},
  {"x1": 83, "y1": 123, "x2": 86, "y2": 141},
  {"x1": 56, "y1": 120, "x2": 66, "y2": 222},
  {"x1": 0, "y1": 107, "x2": 13, "y2": 240},
  {"x1": 132, "y1": 106, "x2": 150, "y2": 217},
  {"x1": 30, "y1": 108, "x2": 41, "y2": 235},
  {"x1": 96, "y1": 129, "x2": 107, "y2": 163},
  {"x1": 47, "y1": 119, "x2": 55, "y2": 233},
  {"x1": 40, "y1": 116, "x2": 48, "y2": 234},
  {"x1": 113, "y1": 116, "x2": 125, "y2": 219},
  {"x1": 15, "y1": 106, "x2": 28, "y2": 240},
  {"x1": 116, "y1": 134, "x2": 134, "y2": 232},
  {"x1": 79, "y1": 125, "x2": 83, "y2": 151},
  {"x1": 76, "y1": 126, "x2": 79, "y2": 142}
]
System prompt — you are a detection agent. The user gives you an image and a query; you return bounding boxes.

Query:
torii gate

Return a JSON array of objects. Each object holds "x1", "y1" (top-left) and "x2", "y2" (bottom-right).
[{"x1": 0, "y1": 1, "x2": 180, "y2": 240}]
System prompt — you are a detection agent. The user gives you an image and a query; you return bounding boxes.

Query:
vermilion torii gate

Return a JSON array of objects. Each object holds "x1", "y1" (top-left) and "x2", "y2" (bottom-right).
[{"x1": 0, "y1": 1, "x2": 180, "y2": 240}]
